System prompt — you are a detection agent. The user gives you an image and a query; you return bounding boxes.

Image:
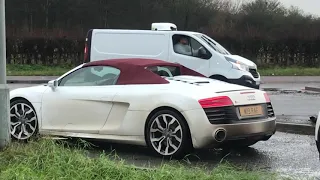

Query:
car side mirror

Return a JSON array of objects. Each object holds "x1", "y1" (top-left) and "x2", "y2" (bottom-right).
[{"x1": 48, "y1": 80, "x2": 58, "y2": 89}]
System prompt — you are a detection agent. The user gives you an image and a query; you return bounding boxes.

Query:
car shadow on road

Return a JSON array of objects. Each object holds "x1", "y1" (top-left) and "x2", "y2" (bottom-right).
[{"x1": 73, "y1": 139, "x2": 274, "y2": 170}]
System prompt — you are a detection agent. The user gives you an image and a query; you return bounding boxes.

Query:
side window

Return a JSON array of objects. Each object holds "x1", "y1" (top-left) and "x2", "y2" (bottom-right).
[
  {"x1": 59, "y1": 66, "x2": 121, "y2": 86},
  {"x1": 172, "y1": 34, "x2": 212, "y2": 59}
]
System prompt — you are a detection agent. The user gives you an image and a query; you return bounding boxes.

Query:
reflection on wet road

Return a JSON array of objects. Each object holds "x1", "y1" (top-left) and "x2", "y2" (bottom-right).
[{"x1": 88, "y1": 132, "x2": 319, "y2": 179}]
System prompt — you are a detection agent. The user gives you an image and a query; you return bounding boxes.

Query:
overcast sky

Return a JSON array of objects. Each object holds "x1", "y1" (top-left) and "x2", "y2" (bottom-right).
[
  {"x1": 279, "y1": 0, "x2": 320, "y2": 16},
  {"x1": 236, "y1": 0, "x2": 320, "y2": 17}
]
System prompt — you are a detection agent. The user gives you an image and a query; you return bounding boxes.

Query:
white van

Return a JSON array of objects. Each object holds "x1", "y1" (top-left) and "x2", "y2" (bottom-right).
[{"x1": 84, "y1": 23, "x2": 261, "y2": 89}]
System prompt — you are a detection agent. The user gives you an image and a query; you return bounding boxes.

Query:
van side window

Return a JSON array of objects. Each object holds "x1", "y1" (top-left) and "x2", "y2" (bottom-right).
[{"x1": 172, "y1": 34, "x2": 212, "y2": 59}]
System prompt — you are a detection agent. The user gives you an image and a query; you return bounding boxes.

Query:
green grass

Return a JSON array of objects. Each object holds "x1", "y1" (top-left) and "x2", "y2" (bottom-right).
[
  {"x1": 0, "y1": 138, "x2": 283, "y2": 180},
  {"x1": 259, "y1": 67, "x2": 320, "y2": 76},
  {"x1": 6, "y1": 64, "x2": 320, "y2": 76},
  {"x1": 7, "y1": 64, "x2": 72, "y2": 76}
]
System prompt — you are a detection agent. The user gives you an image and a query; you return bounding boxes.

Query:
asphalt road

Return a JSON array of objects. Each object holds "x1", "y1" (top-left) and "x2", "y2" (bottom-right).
[
  {"x1": 7, "y1": 83, "x2": 320, "y2": 178},
  {"x1": 85, "y1": 132, "x2": 319, "y2": 179},
  {"x1": 8, "y1": 83, "x2": 36, "y2": 90}
]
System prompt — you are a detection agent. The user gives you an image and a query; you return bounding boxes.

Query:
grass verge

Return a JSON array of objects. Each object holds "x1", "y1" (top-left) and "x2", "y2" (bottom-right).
[
  {"x1": 0, "y1": 139, "x2": 281, "y2": 180},
  {"x1": 7, "y1": 64, "x2": 72, "y2": 76},
  {"x1": 6, "y1": 64, "x2": 320, "y2": 76},
  {"x1": 259, "y1": 67, "x2": 320, "y2": 76}
]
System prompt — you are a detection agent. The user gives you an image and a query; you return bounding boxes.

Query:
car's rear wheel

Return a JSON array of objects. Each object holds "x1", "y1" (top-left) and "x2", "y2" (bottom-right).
[
  {"x1": 145, "y1": 109, "x2": 192, "y2": 159},
  {"x1": 10, "y1": 99, "x2": 38, "y2": 141}
]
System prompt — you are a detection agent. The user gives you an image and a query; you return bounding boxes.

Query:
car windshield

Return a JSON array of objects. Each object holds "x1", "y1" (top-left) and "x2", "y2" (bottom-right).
[
  {"x1": 145, "y1": 66, "x2": 181, "y2": 77},
  {"x1": 194, "y1": 34, "x2": 231, "y2": 55}
]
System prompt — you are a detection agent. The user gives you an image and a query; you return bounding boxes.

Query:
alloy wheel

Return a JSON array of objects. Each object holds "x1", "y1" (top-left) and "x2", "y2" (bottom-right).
[
  {"x1": 149, "y1": 114, "x2": 183, "y2": 156},
  {"x1": 10, "y1": 102, "x2": 38, "y2": 140}
]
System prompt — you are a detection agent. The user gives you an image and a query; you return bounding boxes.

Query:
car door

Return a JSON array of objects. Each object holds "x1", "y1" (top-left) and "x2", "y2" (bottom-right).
[
  {"x1": 41, "y1": 65, "x2": 122, "y2": 134},
  {"x1": 169, "y1": 34, "x2": 212, "y2": 76}
]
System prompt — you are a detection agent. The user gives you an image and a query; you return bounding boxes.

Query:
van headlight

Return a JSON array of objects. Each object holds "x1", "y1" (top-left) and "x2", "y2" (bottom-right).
[{"x1": 225, "y1": 57, "x2": 249, "y2": 71}]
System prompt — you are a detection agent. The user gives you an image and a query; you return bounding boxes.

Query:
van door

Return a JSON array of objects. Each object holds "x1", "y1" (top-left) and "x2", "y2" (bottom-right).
[
  {"x1": 89, "y1": 30, "x2": 169, "y2": 62},
  {"x1": 169, "y1": 34, "x2": 212, "y2": 76}
]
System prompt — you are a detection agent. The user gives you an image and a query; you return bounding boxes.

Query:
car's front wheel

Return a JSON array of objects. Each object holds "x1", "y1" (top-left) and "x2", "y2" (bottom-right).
[
  {"x1": 145, "y1": 109, "x2": 192, "y2": 159},
  {"x1": 10, "y1": 99, "x2": 38, "y2": 141}
]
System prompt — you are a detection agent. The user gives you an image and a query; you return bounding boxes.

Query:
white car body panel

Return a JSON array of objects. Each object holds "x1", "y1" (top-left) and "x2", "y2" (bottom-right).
[
  {"x1": 10, "y1": 71, "x2": 273, "y2": 149},
  {"x1": 40, "y1": 86, "x2": 123, "y2": 132},
  {"x1": 315, "y1": 111, "x2": 320, "y2": 141}
]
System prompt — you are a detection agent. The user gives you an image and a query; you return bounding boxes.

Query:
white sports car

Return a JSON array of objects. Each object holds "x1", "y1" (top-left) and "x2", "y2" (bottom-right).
[
  {"x1": 315, "y1": 114, "x2": 320, "y2": 158},
  {"x1": 9, "y1": 58, "x2": 276, "y2": 158}
]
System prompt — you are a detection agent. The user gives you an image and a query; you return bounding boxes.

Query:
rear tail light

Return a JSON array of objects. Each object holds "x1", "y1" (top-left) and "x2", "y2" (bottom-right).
[
  {"x1": 264, "y1": 92, "x2": 271, "y2": 102},
  {"x1": 198, "y1": 96, "x2": 233, "y2": 108}
]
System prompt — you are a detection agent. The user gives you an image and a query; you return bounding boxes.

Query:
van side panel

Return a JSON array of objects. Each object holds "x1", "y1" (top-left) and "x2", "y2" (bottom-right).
[{"x1": 90, "y1": 30, "x2": 169, "y2": 61}]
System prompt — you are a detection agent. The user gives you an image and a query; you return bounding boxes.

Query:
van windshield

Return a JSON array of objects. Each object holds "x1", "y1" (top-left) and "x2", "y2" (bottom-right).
[{"x1": 194, "y1": 34, "x2": 231, "y2": 55}]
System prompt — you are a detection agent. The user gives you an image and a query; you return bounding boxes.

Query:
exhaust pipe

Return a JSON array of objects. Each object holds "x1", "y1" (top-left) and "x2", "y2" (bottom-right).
[{"x1": 214, "y1": 128, "x2": 227, "y2": 142}]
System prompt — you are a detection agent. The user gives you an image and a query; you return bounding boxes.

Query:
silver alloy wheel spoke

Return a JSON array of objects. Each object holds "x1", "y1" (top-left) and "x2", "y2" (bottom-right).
[
  {"x1": 25, "y1": 109, "x2": 33, "y2": 117},
  {"x1": 21, "y1": 104, "x2": 26, "y2": 117},
  {"x1": 10, "y1": 122, "x2": 21, "y2": 135},
  {"x1": 172, "y1": 134, "x2": 182, "y2": 143},
  {"x1": 162, "y1": 115, "x2": 168, "y2": 128},
  {"x1": 10, "y1": 113, "x2": 18, "y2": 118},
  {"x1": 10, "y1": 103, "x2": 37, "y2": 140},
  {"x1": 173, "y1": 126, "x2": 181, "y2": 134},
  {"x1": 26, "y1": 122, "x2": 36, "y2": 132},
  {"x1": 151, "y1": 136, "x2": 165, "y2": 142},
  {"x1": 18, "y1": 128, "x2": 23, "y2": 139},
  {"x1": 168, "y1": 138, "x2": 178, "y2": 151},
  {"x1": 155, "y1": 118, "x2": 165, "y2": 131},
  {"x1": 165, "y1": 138, "x2": 170, "y2": 154},
  {"x1": 157, "y1": 137, "x2": 166, "y2": 152},
  {"x1": 150, "y1": 127, "x2": 163, "y2": 133},
  {"x1": 22, "y1": 124, "x2": 30, "y2": 137},
  {"x1": 150, "y1": 113, "x2": 183, "y2": 156},
  {"x1": 168, "y1": 119, "x2": 175, "y2": 128},
  {"x1": 14, "y1": 105, "x2": 21, "y2": 117},
  {"x1": 26, "y1": 117, "x2": 36, "y2": 123}
]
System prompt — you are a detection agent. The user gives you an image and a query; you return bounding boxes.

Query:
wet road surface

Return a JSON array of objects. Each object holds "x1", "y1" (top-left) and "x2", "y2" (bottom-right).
[
  {"x1": 8, "y1": 83, "x2": 37, "y2": 90},
  {"x1": 87, "y1": 132, "x2": 319, "y2": 179}
]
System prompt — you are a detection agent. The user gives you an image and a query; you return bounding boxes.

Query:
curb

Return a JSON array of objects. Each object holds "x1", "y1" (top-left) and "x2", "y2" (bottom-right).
[
  {"x1": 305, "y1": 86, "x2": 320, "y2": 93},
  {"x1": 276, "y1": 122, "x2": 315, "y2": 135}
]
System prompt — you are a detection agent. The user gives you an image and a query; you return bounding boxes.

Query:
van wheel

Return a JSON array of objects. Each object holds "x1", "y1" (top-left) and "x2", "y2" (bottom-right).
[{"x1": 210, "y1": 75, "x2": 229, "y2": 83}]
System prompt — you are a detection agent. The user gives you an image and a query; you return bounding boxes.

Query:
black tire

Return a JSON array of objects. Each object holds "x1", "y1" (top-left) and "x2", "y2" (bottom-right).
[
  {"x1": 10, "y1": 98, "x2": 39, "y2": 142},
  {"x1": 145, "y1": 109, "x2": 192, "y2": 159},
  {"x1": 210, "y1": 75, "x2": 229, "y2": 83}
]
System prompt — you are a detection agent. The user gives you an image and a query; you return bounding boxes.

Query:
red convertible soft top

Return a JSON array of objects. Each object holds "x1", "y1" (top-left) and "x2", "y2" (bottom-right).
[{"x1": 83, "y1": 58, "x2": 206, "y2": 85}]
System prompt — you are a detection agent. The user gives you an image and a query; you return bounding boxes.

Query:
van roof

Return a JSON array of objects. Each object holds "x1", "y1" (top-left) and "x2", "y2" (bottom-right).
[
  {"x1": 83, "y1": 58, "x2": 205, "y2": 85},
  {"x1": 89, "y1": 29, "x2": 201, "y2": 35}
]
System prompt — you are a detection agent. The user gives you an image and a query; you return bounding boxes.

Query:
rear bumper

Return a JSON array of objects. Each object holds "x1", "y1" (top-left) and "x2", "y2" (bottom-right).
[
  {"x1": 182, "y1": 109, "x2": 276, "y2": 149},
  {"x1": 229, "y1": 75, "x2": 260, "y2": 89}
]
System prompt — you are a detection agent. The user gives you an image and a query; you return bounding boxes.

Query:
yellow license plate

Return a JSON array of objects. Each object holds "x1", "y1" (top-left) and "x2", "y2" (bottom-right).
[{"x1": 239, "y1": 105, "x2": 263, "y2": 117}]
